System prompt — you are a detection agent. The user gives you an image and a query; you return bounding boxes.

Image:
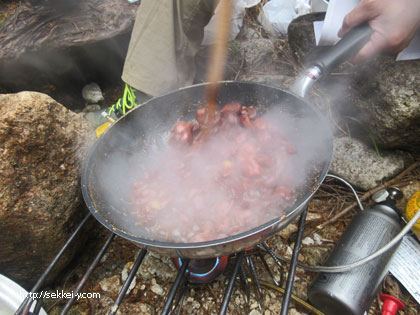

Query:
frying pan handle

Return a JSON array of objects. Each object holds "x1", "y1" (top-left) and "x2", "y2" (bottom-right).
[
  {"x1": 292, "y1": 23, "x2": 373, "y2": 98},
  {"x1": 314, "y1": 23, "x2": 373, "y2": 74}
]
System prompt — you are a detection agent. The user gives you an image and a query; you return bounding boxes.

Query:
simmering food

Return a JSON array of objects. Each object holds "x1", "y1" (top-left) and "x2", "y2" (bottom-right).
[{"x1": 131, "y1": 102, "x2": 297, "y2": 243}]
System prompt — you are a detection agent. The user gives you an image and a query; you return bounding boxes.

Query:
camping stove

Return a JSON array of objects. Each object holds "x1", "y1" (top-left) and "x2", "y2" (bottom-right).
[{"x1": 15, "y1": 206, "x2": 309, "y2": 315}]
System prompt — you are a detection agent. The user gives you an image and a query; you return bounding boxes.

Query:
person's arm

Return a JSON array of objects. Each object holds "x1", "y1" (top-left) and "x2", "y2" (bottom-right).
[{"x1": 337, "y1": 0, "x2": 420, "y2": 62}]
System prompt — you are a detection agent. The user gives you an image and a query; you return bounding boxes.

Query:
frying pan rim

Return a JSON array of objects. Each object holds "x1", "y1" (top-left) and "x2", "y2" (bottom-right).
[{"x1": 81, "y1": 81, "x2": 333, "y2": 250}]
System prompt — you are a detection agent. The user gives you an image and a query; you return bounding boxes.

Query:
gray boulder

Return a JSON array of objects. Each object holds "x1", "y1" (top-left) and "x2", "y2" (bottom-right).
[
  {"x1": 0, "y1": 91, "x2": 95, "y2": 288},
  {"x1": 238, "y1": 38, "x2": 277, "y2": 71},
  {"x1": 0, "y1": 0, "x2": 139, "y2": 110},
  {"x1": 287, "y1": 12, "x2": 325, "y2": 65},
  {"x1": 330, "y1": 136, "x2": 405, "y2": 191},
  {"x1": 352, "y1": 57, "x2": 420, "y2": 152},
  {"x1": 240, "y1": 74, "x2": 294, "y2": 90}
]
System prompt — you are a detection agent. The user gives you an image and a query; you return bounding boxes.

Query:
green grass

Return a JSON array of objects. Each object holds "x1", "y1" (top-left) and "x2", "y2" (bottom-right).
[{"x1": 345, "y1": 115, "x2": 383, "y2": 159}]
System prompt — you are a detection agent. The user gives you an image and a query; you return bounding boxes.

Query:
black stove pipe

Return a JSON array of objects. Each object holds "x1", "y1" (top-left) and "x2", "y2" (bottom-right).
[
  {"x1": 60, "y1": 232, "x2": 116, "y2": 315},
  {"x1": 280, "y1": 206, "x2": 308, "y2": 315},
  {"x1": 16, "y1": 213, "x2": 92, "y2": 315},
  {"x1": 110, "y1": 248, "x2": 147, "y2": 315},
  {"x1": 162, "y1": 259, "x2": 190, "y2": 315},
  {"x1": 219, "y1": 251, "x2": 245, "y2": 315}
]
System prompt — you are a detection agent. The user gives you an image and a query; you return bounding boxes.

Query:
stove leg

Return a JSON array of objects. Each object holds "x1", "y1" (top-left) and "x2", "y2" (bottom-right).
[
  {"x1": 60, "y1": 232, "x2": 116, "y2": 315},
  {"x1": 219, "y1": 251, "x2": 245, "y2": 315},
  {"x1": 171, "y1": 277, "x2": 188, "y2": 314},
  {"x1": 280, "y1": 206, "x2": 308, "y2": 315},
  {"x1": 246, "y1": 256, "x2": 263, "y2": 310},
  {"x1": 109, "y1": 248, "x2": 147, "y2": 315},
  {"x1": 260, "y1": 242, "x2": 285, "y2": 288},
  {"x1": 32, "y1": 298, "x2": 43, "y2": 315},
  {"x1": 238, "y1": 263, "x2": 250, "y2": 304},
  {"x1": 162, "y1": 259, "x2": 190, "y2": 315},
  {"x1": 257, "y1": 250, "x2": 281, "y2": 287},
  {"x1": 15, "y1": 213, "x2": 92, "y2": 315}
]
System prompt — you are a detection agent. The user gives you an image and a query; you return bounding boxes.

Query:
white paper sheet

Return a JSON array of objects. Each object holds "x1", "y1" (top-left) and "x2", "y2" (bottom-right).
[
  {"x1": 313, "y1": 0, "x2": 420, "y2": 61},
  {"x1": 316, "y1": 0, "x2": 359, "y2": 46},
  {"x1": 389, "y1": 236, "x2": 420, "y2": 305}
]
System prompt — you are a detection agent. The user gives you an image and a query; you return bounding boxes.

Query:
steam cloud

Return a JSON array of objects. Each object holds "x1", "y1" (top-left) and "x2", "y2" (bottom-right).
[{"x1": 93, "y1": 103, "x2": 331, "y2": 244}]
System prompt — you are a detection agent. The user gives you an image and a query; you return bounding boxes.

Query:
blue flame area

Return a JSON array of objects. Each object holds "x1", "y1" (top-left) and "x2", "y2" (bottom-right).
[{"x1": 177, "y1": 257, "x2": 220, "y2": 278}]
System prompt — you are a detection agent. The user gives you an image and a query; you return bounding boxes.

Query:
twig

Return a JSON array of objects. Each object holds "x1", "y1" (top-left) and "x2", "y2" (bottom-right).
[
  {"x1": 234, "y1": 56, "x2": 245, "y2": 81},
  {"x1": 308, "y1": 161, "x2": 419, "y2": 235}
]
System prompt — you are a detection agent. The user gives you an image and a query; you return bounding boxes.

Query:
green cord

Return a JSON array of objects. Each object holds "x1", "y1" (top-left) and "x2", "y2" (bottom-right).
[
  {"x1": 247, "y1": 278, "x2": 325, "y2": 315},
  {"x1": 108, "y1": 84, "x2": 137, "y2": 116}
]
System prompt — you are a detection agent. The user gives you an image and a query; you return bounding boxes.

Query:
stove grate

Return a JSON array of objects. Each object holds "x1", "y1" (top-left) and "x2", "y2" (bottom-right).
[{"x1": 15, "y1": 207, "x2": 309, "y2": 315}]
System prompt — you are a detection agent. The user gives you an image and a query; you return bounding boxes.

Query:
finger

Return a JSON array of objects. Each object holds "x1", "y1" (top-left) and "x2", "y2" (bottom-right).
[{"x1": 338, "y1": 1, "x2": 379, "y2": 37}]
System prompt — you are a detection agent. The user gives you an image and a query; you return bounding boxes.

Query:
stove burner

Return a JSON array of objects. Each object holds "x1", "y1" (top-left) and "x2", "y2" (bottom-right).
[{"x1": 172, "y1": 256, "x2": 228, "y2": 283}]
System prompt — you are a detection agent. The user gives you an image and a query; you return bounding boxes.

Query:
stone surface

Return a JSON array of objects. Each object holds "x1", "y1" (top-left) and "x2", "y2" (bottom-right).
[
  {"x1": 301, "y1": 246, "x2": 329, "y2": 267},
  {"x1": 0, "y1": 91, "x2": 95, "y2": 287},
  {"x1": 302, "y1": 237, "x2": 315, "y2": 246},
  {"x1": 287, "y1": 12, "x2": 326, "y2": 66},
  {"x1": 240, "y1": 74, "x2": 294, "y2": 90},
  {"x1": 330, "y1": 136, "x2": 405, "y2": 191},
  {"x1": 238, "y1": 38, "x2": 277, "y2": 71},
  {"x1": 82, "y1": 82, "x2": 104, "y2": 104},
  {"x1": 82, "y1": 104, "x2": 101, "y2": 113},
  {"x1": 99, "y1": 275, "x2": 121, "y2": 294},
  {"x1": 0, "y1": 0, "x2": 138, "y2": 110},
  {"x1": 351, "y1": 57, "x2": 420, "y2": 152}
]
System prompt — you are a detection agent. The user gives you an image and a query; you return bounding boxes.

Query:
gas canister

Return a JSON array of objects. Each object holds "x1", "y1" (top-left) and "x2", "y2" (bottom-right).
[{"x1": 308, "y1": 188, "x2": 403, "y2": 315}]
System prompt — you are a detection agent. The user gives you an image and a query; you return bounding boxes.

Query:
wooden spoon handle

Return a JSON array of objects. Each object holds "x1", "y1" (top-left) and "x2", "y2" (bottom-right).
[{"x1": 204, "y1": 0, "x2": 233, "y2": 121}]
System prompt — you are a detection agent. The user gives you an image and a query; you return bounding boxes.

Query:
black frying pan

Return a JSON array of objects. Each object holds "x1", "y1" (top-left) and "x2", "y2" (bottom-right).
[{"x1": 81, "y1": 24, "x2": 373, "y2": 259}]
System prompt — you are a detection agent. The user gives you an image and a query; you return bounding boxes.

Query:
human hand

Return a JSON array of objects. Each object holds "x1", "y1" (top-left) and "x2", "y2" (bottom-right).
[{"x1": 337, "y1": 0, "x2": 420, "y2": 63}]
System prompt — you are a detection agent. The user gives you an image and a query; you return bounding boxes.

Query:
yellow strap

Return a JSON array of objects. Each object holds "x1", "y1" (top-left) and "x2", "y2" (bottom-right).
[{"x1": 95, "y1": 122, "x2": 111, "y2": 138}]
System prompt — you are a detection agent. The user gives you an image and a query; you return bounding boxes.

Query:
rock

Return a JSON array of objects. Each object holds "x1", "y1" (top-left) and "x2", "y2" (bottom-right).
[
  {"x1": 138, "y1": 252, "x2": 175, "y2": 282},
  {"x1": 285, "y1": 246, "x2": 293, "y2": 257},
  {"x1": 313, "y1": 233, "x2": 323, "y2": 245},
  {"x1": 306, "y1": 212, "x2": 322, "y2": 222},
  {"x1": 278, "y1": 223, "x2": 298, "y2": 239},
  {"x1": 121, "y1": 261, "x2": 134, "y2": 282},
  {"x1": 99, "y1": 275, "x2": 121, "y2": 294},
  {"x1": 240, "y1": 24, "x2": 264, "y2": 40},
  {"x1": 120, "y1": 262, "x2": 136, "y2": 295},
  {"x1": 82, "y1": 83, "x2": 104, "y2": 104},
  {"x1": 150, "y1": 279, "x2": 164, "y2": 296},
  {"x1": 302, "y1": 237, "x2": 315, "y2": 246},
  {"x1": 287, "y1": 12, "x2": 326, "y2": 65},
  {"x1": 117, "y1": 302, "x2": 154, "y2": 315},
  {"x1": 330, "y1": 136, "x2": 405, "y2": 191},
  {"x1": 0, "y1": 0, "x2": 139, "y2": 110},
  {"x1": 0, "y1": 91, "x2": 95, "y2": 288},
  {"x1": 288, "y1": 308, "x2": 304, "y2": 315},
  {"x1": 239, "y1": 74, "x2": 294, "y2": 90},
  {"x1": 249, "y1": 308, "x2": 262, "y2": 315},
  {"x1": 238, "y1": 38, "x2": 277, "y2": 72},
  {"x1": 351, "y1": 57, "x2": 420, "y2": 152},
  {"x1": 82, "y1": 104, "x2": 102, "y2": 113},
  {"x1": 301, "y1": 246, "x2": 329, "y2": 267}
]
